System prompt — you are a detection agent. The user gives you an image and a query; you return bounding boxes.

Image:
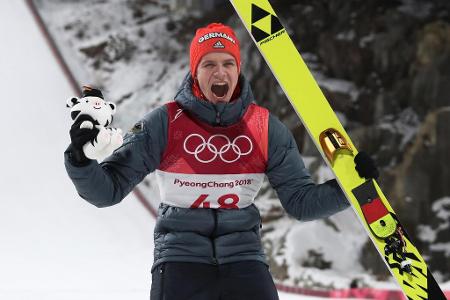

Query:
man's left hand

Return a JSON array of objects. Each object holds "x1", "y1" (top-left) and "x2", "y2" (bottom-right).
[{"x1": 354, "y1": 151, "x2": 379, "y2": 180}]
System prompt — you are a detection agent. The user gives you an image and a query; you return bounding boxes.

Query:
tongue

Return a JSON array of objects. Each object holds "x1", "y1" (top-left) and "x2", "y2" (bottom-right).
[{"x1": 211, "y1": 84, "x2": 229, "y2": 98}]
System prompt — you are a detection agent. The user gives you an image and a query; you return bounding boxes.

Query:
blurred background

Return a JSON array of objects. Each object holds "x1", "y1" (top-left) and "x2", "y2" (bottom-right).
[{"x1": 1, "y1": 0, "x2": 449, "y2": 299}]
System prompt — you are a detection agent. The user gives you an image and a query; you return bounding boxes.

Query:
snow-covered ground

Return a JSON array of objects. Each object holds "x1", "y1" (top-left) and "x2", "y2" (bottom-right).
[{"x1": 0, "y1": 1, "x2": 334, "y2": 299}]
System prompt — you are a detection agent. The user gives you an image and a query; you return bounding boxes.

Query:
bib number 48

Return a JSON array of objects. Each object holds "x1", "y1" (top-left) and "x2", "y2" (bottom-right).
[{"x1": 190, "y1": 194, "x2": 240, "y2": 209}]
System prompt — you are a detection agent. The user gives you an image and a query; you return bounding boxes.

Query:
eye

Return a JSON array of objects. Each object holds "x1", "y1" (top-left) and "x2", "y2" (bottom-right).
[{"x1": 85, "y1": 100, "x2": 89, "y2": 103}]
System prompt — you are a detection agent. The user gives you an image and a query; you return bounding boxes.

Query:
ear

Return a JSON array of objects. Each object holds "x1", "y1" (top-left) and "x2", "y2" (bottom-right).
[
  {"x1": 108, "y1": 102, "x2": 117, "y2": 115},
  {"x1": 66, "y1": 97, "x2": 79, "y2": 108}
]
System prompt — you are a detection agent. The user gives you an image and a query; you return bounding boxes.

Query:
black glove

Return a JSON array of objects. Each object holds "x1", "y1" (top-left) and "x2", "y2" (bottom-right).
[
  {"x1": 354, "y1": 151, "x2": 379, "y2": 180},
  {"x1": 68, "y1": 114, "x2": 99, "y2": 166}
]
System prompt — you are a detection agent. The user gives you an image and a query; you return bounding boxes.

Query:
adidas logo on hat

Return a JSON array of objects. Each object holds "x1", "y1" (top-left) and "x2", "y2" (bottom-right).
[{"x1": 213, "y1": 41, "x2": 225, "y2": 49}]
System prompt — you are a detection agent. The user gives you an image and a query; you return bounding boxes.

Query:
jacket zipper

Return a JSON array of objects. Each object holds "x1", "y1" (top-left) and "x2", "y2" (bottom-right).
[
  {"x1": 215, "y1": 111, "x2": 220, "y2": 125},
  {"x1": 212, "y1": 209, "x2": 218, "y2": 265}
]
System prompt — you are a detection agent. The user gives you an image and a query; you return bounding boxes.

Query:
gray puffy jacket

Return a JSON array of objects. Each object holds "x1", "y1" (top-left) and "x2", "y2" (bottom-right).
[{"x1": 64, "y1": 73, "x2": 350, "y2": 271}]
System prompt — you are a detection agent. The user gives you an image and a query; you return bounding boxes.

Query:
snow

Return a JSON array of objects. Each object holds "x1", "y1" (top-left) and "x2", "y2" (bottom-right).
[
  {"x1": 379, "y1": 107, "x2": 420, "y2": 150},
  {"x1": 431, "y1": 243, "x2": 450, "y2": 257},
  {"x1": 397, "y1": 0, "x2": 433, "y2": 19},
  {"x1": 36, "y1": 0, "x2": 185, "y2": 131},
  {"x1": 428, "y1": 197, "x2": 450, "y2": 257},
  {"x1": 418, "y1": 197, "x2": 450, "y2": 256},
  {"x1": 336, "y1": 30, "x2": 356, "y2": 41},
  {"x1": 284, "y1": 209, "x2": 373, "y2": 289},
  {"x1": 433, "y1": 197, "x2": 450, "y2": 222},
  {"x1": 312, "y1": 72, "x2": 360, "y2": 102},
  {"x1": 417, "y1": 224, "x2": 437, "y2": 243},
  {"x1": 359, "y1": 33, "x2": 375, "y2": 48},
  {"x1": 315, "y1": 163, "x2": 336, "y2": 184}
]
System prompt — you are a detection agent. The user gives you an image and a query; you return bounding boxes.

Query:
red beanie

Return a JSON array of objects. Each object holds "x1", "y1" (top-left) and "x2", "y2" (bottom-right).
[{"x1": 190, "y1": 23, "x2": 241, "y2": 78}]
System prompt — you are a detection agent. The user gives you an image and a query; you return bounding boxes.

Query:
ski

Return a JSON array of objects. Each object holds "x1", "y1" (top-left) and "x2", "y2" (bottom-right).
[{"x1": 229, "y1": 1, "x2": 447, "y2": 299}]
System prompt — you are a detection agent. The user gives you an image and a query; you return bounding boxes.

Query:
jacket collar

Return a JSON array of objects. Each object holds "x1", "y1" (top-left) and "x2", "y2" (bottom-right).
[{"x1": 174, "y1": 72, "x2": 255, "y2": 127}]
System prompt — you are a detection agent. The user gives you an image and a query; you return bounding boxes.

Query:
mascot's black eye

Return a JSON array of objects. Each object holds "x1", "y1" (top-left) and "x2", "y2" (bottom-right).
[{"x1": 85, "y1": 100, "x2": 89, "y2": 103}]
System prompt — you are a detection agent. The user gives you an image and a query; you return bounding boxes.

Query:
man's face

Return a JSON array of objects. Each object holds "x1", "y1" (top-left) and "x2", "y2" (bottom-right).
[{"x1": 196, "y1": 52, "x2": 239, "y2": 104}]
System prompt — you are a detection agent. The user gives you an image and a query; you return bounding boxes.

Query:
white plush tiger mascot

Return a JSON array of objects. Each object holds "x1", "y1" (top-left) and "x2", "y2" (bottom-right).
[{"x1": 66, "y1": 86, "x2": 123, "y2": 161}]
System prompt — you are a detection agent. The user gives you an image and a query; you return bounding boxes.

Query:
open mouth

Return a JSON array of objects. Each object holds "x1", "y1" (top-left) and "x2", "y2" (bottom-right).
[
  {"x1": 211, "y1": 83, "x2": 229, "y2": 98},
  {"x1": 93, "y1": 106, "x2": 101, "y2": 110}
]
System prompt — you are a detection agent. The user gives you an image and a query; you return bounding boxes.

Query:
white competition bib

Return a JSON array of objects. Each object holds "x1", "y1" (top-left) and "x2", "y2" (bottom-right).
[{"x1": 156, "y1": 170, "x2": 265, "y2": 209}]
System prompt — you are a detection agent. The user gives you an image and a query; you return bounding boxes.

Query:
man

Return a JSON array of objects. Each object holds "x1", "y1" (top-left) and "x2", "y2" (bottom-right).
[{"x1": 65, "y1": 23, "x2": 377, "y2": 300}]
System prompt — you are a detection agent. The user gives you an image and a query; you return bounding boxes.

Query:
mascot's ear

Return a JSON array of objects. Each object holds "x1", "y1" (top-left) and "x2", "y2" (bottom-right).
[
  {"x1": 108, "y1": 102, "x2": 117, "y2": 114},
  {"x1": 66, "y1": 97, "x2": 79, "y2": 108}
]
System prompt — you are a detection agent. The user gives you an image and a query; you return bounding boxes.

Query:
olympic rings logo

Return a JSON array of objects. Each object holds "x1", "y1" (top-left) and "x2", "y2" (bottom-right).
[{"x1": 183, "y1": 133, "x2": 253, "y2": 163}]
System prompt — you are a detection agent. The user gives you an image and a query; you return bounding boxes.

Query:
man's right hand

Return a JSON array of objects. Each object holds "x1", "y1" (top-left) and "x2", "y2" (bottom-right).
[{"x1": 68, "y1": 115, "x2": 99, "y2": 165}]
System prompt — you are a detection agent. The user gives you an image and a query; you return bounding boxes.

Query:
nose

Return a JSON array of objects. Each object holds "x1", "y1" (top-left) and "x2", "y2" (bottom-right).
[{"x1": 213, "y1": 65, "x2": 226, "y2": 78}]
